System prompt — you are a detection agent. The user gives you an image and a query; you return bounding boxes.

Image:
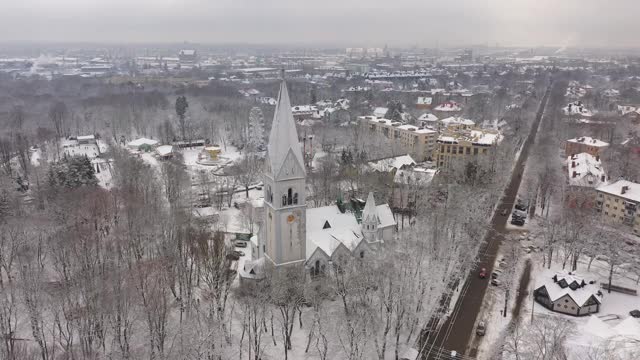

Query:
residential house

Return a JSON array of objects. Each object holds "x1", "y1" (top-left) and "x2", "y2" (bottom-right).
[
  {"x1": 565, "y1": 136, "x2": 609, "y2": 157},
  {"x1": 534, "y1": 272, "x2": 602, "y2": 316}
]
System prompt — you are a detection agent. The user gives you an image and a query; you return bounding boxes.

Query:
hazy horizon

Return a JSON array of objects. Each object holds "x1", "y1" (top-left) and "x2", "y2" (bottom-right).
[{"x1": 1, "y1": 0, "x2": 639, "y2": 48}]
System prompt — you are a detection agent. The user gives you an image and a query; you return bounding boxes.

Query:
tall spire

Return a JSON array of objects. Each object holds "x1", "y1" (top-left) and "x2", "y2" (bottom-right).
[
  {"x1": 267, "y1": 72, "x2": 305, "y2": 177},
  {"x1": 362, "y1": 192, "x2": 378, "y2": 223}
]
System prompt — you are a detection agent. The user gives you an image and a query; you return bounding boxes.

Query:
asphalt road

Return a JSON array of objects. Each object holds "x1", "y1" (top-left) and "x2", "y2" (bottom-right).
[{"x1": 423, "y1": 83, "x2": 552, "y2": 360}]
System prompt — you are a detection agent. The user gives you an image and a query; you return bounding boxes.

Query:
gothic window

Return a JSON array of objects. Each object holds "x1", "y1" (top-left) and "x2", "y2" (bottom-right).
[
  {"x1": 282, "y1": 194, "x2": 287, "y2": 206},
  {"x1": 287, "y1": 188, "x2": 293, "y2": 205},
  {"x1": 293, "y1": 192, "x2": 299, "y2": 205},
  {"x1": 360, "y1": 251, "x2": 364, "y2": 259}
]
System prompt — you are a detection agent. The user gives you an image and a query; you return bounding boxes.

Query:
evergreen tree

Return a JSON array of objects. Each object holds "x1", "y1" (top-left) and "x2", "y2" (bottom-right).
[{"x1": 175, "y1": 96, "x2": 189, "y2": 140}]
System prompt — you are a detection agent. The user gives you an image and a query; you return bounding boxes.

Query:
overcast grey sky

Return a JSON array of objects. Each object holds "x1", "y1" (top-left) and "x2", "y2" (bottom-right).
[{"x1": 1, "y1": 0, "x2": 638, "y2": 47}]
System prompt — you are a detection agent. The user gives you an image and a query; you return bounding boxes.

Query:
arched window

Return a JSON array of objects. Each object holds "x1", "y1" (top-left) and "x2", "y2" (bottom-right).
[
  {"x1": 293, "y1": 192, "x2": 299, "y2": 205},
  {"x1": 282, "y1": 194, "x2": 287, "y2": 206},
  {"x1": 360, "y1": 251, "x2": 364, "y2": 259},
  {"x1": 287, "y1": 188, "x2": 293, "y2": 205}
]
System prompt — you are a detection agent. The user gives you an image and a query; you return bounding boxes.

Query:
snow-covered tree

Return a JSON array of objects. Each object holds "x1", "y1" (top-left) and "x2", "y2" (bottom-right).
[{"x1": 247, "y1": 107, "x2": 265, "y2": 154}]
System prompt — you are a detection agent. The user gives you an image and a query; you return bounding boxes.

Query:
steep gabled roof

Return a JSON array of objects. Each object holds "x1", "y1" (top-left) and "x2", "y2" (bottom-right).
[
  {"x1": 267, "y1": 76, "x2": 305, "y2": 178},
  {"x1": 362, "y1": 192, "x2": 378, "y2": 224}
]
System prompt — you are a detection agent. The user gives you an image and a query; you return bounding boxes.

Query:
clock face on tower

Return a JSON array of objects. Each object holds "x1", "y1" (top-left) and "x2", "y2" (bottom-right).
[{"x1": 287, "y1": 214, "x2": 295, "y2": 223}]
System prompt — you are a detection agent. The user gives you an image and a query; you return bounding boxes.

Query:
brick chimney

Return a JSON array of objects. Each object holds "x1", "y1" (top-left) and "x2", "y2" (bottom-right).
[
  {"x1": 572, "y1": 161, "x2": 576, "y2": 168},
  {"x1": 572, "y1": 171, "x2": 578, "y2": 178},
  {"x1": 622, "y1": 186, "x2": 629, "y2": 195}
]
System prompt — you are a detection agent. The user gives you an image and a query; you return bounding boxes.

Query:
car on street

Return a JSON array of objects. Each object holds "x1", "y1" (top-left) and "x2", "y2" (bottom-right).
[
  {"x1": 513, "y1": 209, "x2": 527, "y2": 219},
  {"x1": 491, "y1": 279, "x2": 501, "y2": 286},
  {"x1": 630, "y1": 310, "x2": 640, "y2": 318},
  {"x1": 492, "y1": 269, "x2": 502, "y2": 279},
  {"x1": 479, "y1": 268, "x2": 487, "y2": 279},
  {"x1": 234, "y1": 240, "x2": 248, "y2": 248},
  {"x1": 476, "y1": 321, "x2": 486, "y2": 336},
  {"x1": 232, "y1": 250, "x2": 245, "y2": 257},
  {"x1": 511, "y1": 218, "x2": 525, "y2": 226},
  {"x1": 226, "y1": 252, "x2": 240, "y2": 261}
]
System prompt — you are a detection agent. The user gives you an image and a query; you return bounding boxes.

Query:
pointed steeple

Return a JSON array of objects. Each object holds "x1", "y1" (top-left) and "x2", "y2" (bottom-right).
[
  {"x1": 266, "y1": 70, "x2": 305, "y2": 177},
  {"x1": 362, "y1": 192, "x2": 378, "y2": 223}
]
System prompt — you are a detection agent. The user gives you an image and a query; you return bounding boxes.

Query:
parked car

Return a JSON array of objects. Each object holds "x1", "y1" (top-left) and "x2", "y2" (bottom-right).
[
  {"x1": 492, "y1": 269, "x2": 502, "y2": 279},
  {"x1": 513, "y1": 209, "x2": 527, "y2": 219},
  {"x1": 515, "y1": 199, "x2": 529, "y2": 212},
  {"x1": 491, "y1": 279, "x2": 501, "y2": 286},
  {"x1": 226, "y1": 252, "x2": 240, "y2": 261},
  {"x1": 234, "y1": 240, "x2": 248, "y2": 248},
  {"x1": 511, "y1": 218, "x2": 525, "y2": 226},
  {"x1": 232, "y1": 250, "x2": 245, "y2": 257},
  {"x1": 630, "y1": 310, "x2": 640, "y2": 318},
  {"x1": 479, "y1": 268, "x2": 487, "y2": 279},
  {"x1": 476, "y1": 321, "x2": 486, "y2": 336}
]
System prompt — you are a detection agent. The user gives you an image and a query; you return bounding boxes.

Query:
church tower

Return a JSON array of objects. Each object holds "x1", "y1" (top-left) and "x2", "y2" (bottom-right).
[
  {"x1": 361, "y1": 192, "x2": 379, "y2": 243},
  {"x1": 263, "y1": 71, "x2": 307, "y2": 266}
]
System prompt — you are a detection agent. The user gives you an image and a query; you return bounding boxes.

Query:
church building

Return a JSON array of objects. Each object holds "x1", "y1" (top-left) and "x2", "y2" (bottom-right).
[{"x1": 240, "y1": 73, "x2": 396, "y2": 281}]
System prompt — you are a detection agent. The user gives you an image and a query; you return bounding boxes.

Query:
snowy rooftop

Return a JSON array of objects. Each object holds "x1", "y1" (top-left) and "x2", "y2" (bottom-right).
[
  {"x1": 373, "y1": 107, "x2": 389, "y2": 117},
  {"x1": 535, "y1": 270, "x2": 602, "y2": 307},
  {"x1": 567, "y1": 136, "x2": 609, "y2": 147},
  {"x1": 441, "y1": 116, "x2": 475, "y2": 127},
  {"x1": 597, "y1": 180, "x2": 640, "y2": 203},
  {"x1": 306, "y1": 205, "x2": 362, "y2": 258},
  {"x1": 434, "y1": 101, "x2": 462, "y2": 112},
  {"x1": 368, "y1": 154, "x2": 416, "y2": 172},
  {"x1": 396, "y1": 124, "x2": 437, "y2": 134},
  {"x1": 128, "y1": 137, "x2": 158, "y2": 147},
  {"x1": 567, "y1": 153, "x2": 606, "y2": 188},
  {"x1": 563, "y1": 101, "x2": 594, "y2": 117},
  {"x1": 156, "y1": 145, "x2": 173, "y2": 156},
  {"x1": 394, "y1": 167, "x2": 437, "y2": 186},
  {"x1": 469, "y1": 130, "x2": 502, "y2": 145},
  {"x1": 418, "y1": 113, "x2": 439, "y2": 122}
]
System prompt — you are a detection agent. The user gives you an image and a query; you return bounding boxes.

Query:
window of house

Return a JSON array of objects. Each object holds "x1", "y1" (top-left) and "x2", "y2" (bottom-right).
[
  {"x1": 466, "y1": 147, "x2": 470, "y2": 155},
  {"x1": 293, "y1": 192, "x2": 299, "y2": 205},
  {"x1": 360, "y1": 251, "x2": 364, "y2": 259},
  {"x1": 282, "y1": 195, "x2": 287, "y2": 206},
  {"x1": 474, "y1": 148, "x2": 479, "y2": 155}
]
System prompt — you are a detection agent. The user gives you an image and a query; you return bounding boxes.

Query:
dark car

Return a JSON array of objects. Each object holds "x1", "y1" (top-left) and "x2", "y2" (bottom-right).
[
  {"x1": 511, "y1": 218, "x2": 525, "y2": 226},
  {"x1": 630, "y1": 310, "x2": 640, "y2": 318},
  {"x1": 476, "y1": 321, "x2": 486, "y2": 336},
  {"x1": 479, "y1": 268, "x2": 487, "y2": 279},
  {"x1": 234, "y1": 240, "x2": 248, "y2": 248},
  {"x1": 232, "y1": 250, "x2": 245, "y2": 257},
  {"x1": 226, "y1": 252, "x2": 240, "y2": 261}
]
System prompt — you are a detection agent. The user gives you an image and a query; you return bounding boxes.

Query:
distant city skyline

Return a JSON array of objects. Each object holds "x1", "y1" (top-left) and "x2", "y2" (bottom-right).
[{"x1": 1, "y1": 0, "x2": 639, "y2": 48}]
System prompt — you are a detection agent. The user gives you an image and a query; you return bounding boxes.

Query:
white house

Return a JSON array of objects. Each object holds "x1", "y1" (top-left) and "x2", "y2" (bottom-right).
[
  {"x1": 567, "y1": 153, "x2": 606, "y2": 188},
  {"x1": 534, "y1": 272, "x2": 602, "y2": 316}
]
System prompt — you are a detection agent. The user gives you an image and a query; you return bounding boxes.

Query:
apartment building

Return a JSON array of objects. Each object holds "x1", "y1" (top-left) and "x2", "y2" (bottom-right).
[
  {"x1": 435, "y1": 129, "x2": 501, "y2": 168},
  {"x1": 360, "y1": 116, "x2": 437, "y2": 161},
  {"x1": 596, "y1": 180, "x2": 640, "y2": 236},
  {"x1": 565, "y1": 136, "x2": 609, "y2": 157}
]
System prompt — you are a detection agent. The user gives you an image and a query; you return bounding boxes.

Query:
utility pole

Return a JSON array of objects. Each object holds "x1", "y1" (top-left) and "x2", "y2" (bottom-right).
[{"x1": 531, "y1": 285, "x2": 535, "y2": 324}]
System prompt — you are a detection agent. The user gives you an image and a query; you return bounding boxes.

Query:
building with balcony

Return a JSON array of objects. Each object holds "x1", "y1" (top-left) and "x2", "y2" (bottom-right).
[
  {"x1": 595, "y1": 180, "x2": 640, "y2": 236},
  {"x1": 360, "y1": 116, "x2": 437, "y2": 162}
]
